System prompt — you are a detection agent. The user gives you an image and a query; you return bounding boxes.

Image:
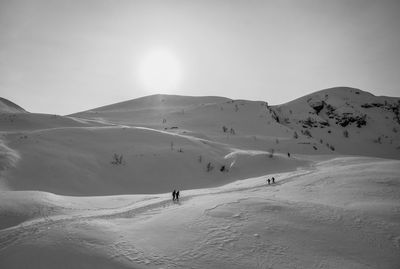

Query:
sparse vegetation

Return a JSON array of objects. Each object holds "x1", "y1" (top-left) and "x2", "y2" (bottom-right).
[
  {"x1": 111, "y1": 153, "x2": 124, "y2": 165},
  {"x1": 334, "y1": 113, "x2": 367, "y2": 128},
  {"x1": 206, "y1": 162, "x2": 214, "y2": 172},
  {"x1": 222, "y1": 126, "x2": 236, "y2": 134},
  {"x1": 373, "y1": 137, "x2": 382, "y2": 144},
  {"x1": 269, "y1": 148, "x2": 275, "y2": 158},
  {"x1": 302, "y1": 129, "x2": 312, "y2": 138},
  {"x1": 270, "y1": 109, "x2": 280, "y2": 123},
  {"x1": 303, "y1": 117, "x2": 316, "y2": 128},
  {"x1": 309, "y1": 101, "x2": 325, "y2": 114}
]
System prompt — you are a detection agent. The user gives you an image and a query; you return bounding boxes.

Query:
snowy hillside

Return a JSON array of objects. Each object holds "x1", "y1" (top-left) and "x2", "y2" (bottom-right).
[
  {"x1": 271, "y1": 87, "x2": 400, "y2": 159},
  {"x1": 0, "y1": 97, "x2": 102, "y2": 132},
  {"x1": 1, "y1": 88, "x2": 400, "y2": 268},
  {"x1": 2, "y1": 126, "x2": 308, "y2": 195},
  {"x1": 0, "y1": 97, "x2": 26, "y2": 114},
  {"x1": 73, "y1": 88, "x2": 400, "y2": 159},
  {"x1": 1, "y1": 157, "x2": 399, "y2": 268},
  {"x1": 1, "y1": 88, "x2": 400, "y2": 196}
]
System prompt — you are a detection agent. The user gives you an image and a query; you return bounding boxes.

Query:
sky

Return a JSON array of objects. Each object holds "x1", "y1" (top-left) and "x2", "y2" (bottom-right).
[{"x1": 0, "y1": 0, "x2": 399, "y2": 115}]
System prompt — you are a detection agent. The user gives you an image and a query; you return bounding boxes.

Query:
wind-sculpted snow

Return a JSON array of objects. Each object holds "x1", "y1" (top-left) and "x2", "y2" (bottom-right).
[
  {"x1": 272, "y1": 87, "x2": 400, "y2": 159},
  {"x1": 0, "y1": 97, "x2": 26, "y2": 114},
  {"x1": 0, "y1": 125, "x2": 309, "y2": 195},
  {"x1": 0, "y1": 88, "x2": 400, "y2": 268},
  {"x1": 0, "y1": 157, "x2": 399, "y2": 268},
  {"x1": 0, "y1": 140, "x2": 20, "y2": 172}
]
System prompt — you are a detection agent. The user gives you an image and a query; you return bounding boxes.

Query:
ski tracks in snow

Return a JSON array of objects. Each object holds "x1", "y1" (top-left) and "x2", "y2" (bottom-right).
[{"x1": 2, "y1": 162, "x2": 400, "y2": 268}]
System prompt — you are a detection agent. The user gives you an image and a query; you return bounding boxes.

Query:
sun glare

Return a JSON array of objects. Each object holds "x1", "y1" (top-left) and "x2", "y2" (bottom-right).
[{"x1": 139, "y1": 49, "x2": 181, "y2": 91}]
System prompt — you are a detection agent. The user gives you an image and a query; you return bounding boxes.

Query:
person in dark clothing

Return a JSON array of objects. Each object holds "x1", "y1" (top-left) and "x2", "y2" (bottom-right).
[
  {"x1": 287, "y1": 152, "x2": 290, "y2": 158},
  {"x1": 172, "y1": 190, "x2": 176, "y2": 201},
  {"x1": 267, "y1": 178, "x2": 271, "y2": 185},
  {"x1": 176, "y1": 190, "x2": 180, "y2": 201},
  {"x1": 272, "y1": 177, "x2": 275, "y2": 184}
]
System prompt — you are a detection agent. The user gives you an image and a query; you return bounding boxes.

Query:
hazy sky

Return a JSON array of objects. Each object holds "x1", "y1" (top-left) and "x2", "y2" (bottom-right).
[{"x1": 1, "y1": 0, "x2": 399, "y2": 115}]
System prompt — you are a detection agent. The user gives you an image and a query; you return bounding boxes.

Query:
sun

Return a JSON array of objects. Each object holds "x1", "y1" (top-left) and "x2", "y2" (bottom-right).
[{"x1": 139, "y1": 49, "x2": 182, "y2": 91}]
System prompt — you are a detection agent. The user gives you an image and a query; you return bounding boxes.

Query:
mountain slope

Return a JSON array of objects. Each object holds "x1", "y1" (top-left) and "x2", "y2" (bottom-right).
[
  {"x1": 271, "y1": 87, "x2": 400, "y2": 159},
  {"x1": 1, "y1": 89, "x2": 400, "y2": 269},
  {"x1": 0, "y1": 97, "x2": 26, "y2": 114},
  {"x1": 1, "y1": 157, "x2": 399, "y2": 268},
  {"x1": 1, "y1": 126, "x2": 308, "y2": 195},
  {"x1": 1, "y1": 87, "x2": 399, "y2": 195}
]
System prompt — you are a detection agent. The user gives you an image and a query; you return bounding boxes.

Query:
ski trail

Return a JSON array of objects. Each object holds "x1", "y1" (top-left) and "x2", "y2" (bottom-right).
[
  {"x1": 0, "y1": 167, "x2": 312, "y2": 254},
  {"x1": 1, "y1": 159, "x2": 400, "y2": 268}
]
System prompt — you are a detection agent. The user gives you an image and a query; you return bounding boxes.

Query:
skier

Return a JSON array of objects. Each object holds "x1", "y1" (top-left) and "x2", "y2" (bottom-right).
[
  {"x1": 272, "y1": 177, "x2": 275, "y2": 184},
  {"x1": 267, "y1": 178, "x2": 271, "y2": 185},
  {"x1": 172, "y1": 190, "x2": 176, "y2": 201},
  {"x1": 176, "y1": 190, "x2": 180, "y2": 201},
  {"x1": 287, "y1": 152, "x2": 290, "y2": 158}
]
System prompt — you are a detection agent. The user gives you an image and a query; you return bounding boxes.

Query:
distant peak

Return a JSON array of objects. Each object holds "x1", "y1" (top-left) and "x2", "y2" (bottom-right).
[
  {"x1": 0, "y1": 97, "x2": 27, "y2": 113},
  {"x1": 71, "y1": 94, "x2": 231, "y2": 115}
]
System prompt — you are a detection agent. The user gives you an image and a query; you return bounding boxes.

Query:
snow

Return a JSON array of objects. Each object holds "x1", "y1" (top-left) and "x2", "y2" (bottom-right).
[
  {"x1": 1, "y1": 157, "x2": 399, "y2": 268},
  {"x1": 0, "y1": 98, "x2": 26, "y2": 114},
  {"x1": 273, "y1": 87, "x2": 400, "y2": 159},
  {"x1": 0, "y1": 88, "x2": 400, "y2": 268}
]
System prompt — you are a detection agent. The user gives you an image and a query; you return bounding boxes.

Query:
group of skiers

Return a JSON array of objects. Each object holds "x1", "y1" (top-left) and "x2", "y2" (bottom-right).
[
  {"x1": 172, "y1": 189, "x2": 180, "y2": 201},
  {"x1": 266, "y1": 177, "x2": 276, "y2": 185},
  {"x1": 172, "y1": 177, "x2": 277, "y2": 201}
]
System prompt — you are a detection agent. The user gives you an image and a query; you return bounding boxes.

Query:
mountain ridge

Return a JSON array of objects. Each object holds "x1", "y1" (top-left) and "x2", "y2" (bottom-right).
[{"x1": 0, "y1": 86, "x2": 399, "y2": 195}]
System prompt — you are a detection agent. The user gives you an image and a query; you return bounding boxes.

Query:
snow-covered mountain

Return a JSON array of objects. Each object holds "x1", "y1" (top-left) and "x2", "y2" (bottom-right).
[
  {"x1": 1, "y1": 87, "x2": 399, "y2": 195},
  {"x1": 271, "y1": 87, "x2": 400, "y2": 159},
  {"x1": 73, "y1": 87, "x2": 400, "y2": 159},
  {"x1": 1, "y1": 88, "x2": 400, "y2": 269},
  {"x1": 0, "y1": 97, "x2": 26, "y2": 114}
]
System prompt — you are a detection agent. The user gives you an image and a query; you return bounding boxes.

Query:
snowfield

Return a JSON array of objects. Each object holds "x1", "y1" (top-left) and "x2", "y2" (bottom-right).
[
  {"x1": 1, "y1": 87, "x2": 399, "y2": 268},
  {"x1": 1, "y1": 157, "x2": 399, "y2": 268}
]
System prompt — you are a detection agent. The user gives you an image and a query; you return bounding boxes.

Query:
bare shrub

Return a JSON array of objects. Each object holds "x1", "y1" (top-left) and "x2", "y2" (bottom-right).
[
  {"x1": 111, "y1": 153, "x2": 123, "y2": 165},
  {"x1": 206, "y1": 162, "x2": 214, "y2": 172},
  {"x1": 269, "y1": 148, "x2": 275, "y2": 158},
  {"x1": 343, "y1": 130, "x2": 349, "y2": 138}
]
